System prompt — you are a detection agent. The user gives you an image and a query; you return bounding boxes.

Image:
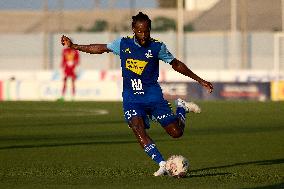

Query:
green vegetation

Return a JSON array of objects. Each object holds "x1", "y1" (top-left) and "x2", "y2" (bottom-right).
[
  {"x1": 0, "y1": 101, "x2": 283, "y2": 188},
  {"x1": 152, "y1": 16, "x2": 176, "y2": 31},
  {"x1": 76, "y1": 20, "x2": 109, "y2": 32}
]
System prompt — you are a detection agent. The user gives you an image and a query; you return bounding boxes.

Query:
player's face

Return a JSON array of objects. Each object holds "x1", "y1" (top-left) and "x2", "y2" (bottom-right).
[{"x1": 133, "y1": 21, "x2": 151, "y2": 46}]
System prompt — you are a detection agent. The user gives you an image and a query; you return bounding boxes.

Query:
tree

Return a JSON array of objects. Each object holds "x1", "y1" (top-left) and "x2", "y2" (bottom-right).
[
  {"x1": 152, "y1": 16, "x2": 176, "y2": 31},
  {"x1": 184, "y1": 22, "x2": 194, "y2": 32},
  {"x1": 158, "y1": 0, "x2": 177, "y2": 8},
  {"x1": 88, "y1": 20, "x2": 108, "y2": 32},
  {"x1": 157, "y1": 0, "x2": 185, "y2": 8},
  {"x1": 76, "y1": 26, "x2": 84, "y2": 32},
  {"x1": 75, "y1": 20, "x2": 109, "y2": 32}
]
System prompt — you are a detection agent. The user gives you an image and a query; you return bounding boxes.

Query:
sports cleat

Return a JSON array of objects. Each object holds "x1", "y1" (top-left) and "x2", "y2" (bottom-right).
[
  {"x1": 153, "y1": 161, "x2": 168, "y2": 176},
  {"x1": 175, "y1": 98, "x2": 201, "y2": 113}
]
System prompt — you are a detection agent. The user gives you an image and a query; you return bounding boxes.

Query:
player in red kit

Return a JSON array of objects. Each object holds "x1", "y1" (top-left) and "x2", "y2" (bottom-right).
[{"x1": 60, "y1": 45, "x2": 80, "y2": 101}]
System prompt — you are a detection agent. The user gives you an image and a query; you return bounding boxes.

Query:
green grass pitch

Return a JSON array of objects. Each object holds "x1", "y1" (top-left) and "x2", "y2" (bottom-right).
[{"x1": 0, "y1": 101, "x2": 283, "y2": 189}]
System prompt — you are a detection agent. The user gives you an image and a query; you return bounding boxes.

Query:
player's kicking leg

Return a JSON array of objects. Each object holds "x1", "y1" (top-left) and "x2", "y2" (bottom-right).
[
  {"x1": 153, "y1": 160, "x2": 167, "y2": 176},
  {"x1": 154, "y1": 98, "x2": 201, "y2": 176},
  {"x1": 153, "y1": 99, "x2": 201, "y2": 176},
  {"x1": 128, "y1": 116, "x2": 167, "y2": 176}
]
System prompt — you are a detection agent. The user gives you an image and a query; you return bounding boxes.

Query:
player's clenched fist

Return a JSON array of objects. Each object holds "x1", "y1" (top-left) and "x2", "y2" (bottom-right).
[{"x1": 61, "y1": 35, "x2": 73, "y2": 48}]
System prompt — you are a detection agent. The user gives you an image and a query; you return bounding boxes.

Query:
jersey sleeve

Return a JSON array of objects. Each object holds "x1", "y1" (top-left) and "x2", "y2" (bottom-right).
[
  {"x1": 158, "y1": 43, "x2": 175, "y2": 64},
  {"x1": 107, "y1": 37, "x2": 122, "y2": 56}
]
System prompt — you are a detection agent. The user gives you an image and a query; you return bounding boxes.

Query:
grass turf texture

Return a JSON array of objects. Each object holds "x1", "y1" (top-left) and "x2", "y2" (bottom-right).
[{"x1": 0, "y1": 101, "x2": 283, "y2": 189}]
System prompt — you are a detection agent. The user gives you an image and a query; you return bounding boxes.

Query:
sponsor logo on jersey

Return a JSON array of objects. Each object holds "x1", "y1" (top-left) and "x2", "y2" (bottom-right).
[
  {"x1": 66, "y1": 51, "x2": 75, "y2": 61},
  {"x1": 124, "y1": 48, "x2": 131, "y2": 53},
  {"x1": 145, "y1": 50, "x2": 153, "y2": 59},
  {"x1": 131, "y1": 79, "x2": 144, "y2": 94},
  {"x1": 125, "y1": 59, "x2": 148, "y2": 75}
]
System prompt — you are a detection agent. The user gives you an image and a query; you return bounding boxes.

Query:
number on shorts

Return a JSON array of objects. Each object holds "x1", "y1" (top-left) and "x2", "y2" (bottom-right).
[{"x1": 124, "y1": 109, "x2": 137, "y2": 120}]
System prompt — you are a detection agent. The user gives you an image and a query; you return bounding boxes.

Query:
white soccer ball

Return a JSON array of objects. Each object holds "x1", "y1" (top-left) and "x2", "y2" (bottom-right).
[{"x1": 165, "y1": 155, "x2": 189, "y2": 178}]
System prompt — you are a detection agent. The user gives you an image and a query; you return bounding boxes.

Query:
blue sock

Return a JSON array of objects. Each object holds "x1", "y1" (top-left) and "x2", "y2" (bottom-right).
[
  {"x1": 144, "y1": 143, "x2": 165, "y2": 164},
  {"x1": 176, "y1": 107, "x2": 186, "y2": 124}
]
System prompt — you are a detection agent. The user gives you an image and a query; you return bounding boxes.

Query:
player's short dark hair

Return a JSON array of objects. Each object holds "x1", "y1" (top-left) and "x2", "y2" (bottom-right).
[{"x1": 132, "y1": 12, "x2": 151, "y2": 29}]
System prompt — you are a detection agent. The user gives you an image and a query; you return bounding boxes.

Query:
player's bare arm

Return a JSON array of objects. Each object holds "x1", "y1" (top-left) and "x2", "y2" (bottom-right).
[
  {"x1": 171, "y1": 58, "x2": 213, "y2": 93},
  {"x1": 61, "y1": 35, "x2": 111, "y2": 54}
]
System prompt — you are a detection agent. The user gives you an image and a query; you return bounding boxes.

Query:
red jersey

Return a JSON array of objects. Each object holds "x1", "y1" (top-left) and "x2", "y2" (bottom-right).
[{"x1": 61, "y1": 47, "x2": 80, "y2": 76}]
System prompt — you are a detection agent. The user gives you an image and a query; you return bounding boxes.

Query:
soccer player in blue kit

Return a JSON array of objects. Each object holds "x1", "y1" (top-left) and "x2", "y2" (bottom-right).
[{"x1": 61, "y1": 12, "x2": 213, "y2": 176}]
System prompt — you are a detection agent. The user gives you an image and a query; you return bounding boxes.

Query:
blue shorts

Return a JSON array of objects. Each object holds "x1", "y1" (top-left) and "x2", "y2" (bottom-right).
[{"x1": 123, "y1": 99, "x2": 177, "y2": 128}]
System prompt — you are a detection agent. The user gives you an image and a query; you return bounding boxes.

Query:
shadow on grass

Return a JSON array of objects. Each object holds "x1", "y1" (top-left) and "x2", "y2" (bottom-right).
[
  {"x1": 0, "y1": 140, "x2": 138, "y2": 150},
  {"x1": 189, "y1": 125, "x2": 284, "y2": 136},
  {"x1": 1, "y1": 119, "x2": 126, "y2": 128},
  {"x1": 187, "y1": 159, "x2": 283, "y2": 181},
  {"x1": 0, "y1": 138, "x2": 170, "y2": 150},
  {"x1": 189, "y1": 172, "x2": 231, "y2": 178},
  {"x1": 191, "y1": 159, "x2": 284, "y2": 173},
  {"x1": 242, "y1": 182, "x2": 284, "y2": 189}
]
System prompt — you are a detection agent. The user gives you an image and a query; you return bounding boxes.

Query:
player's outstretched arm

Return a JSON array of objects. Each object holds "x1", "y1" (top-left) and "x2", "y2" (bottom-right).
[
  {"x1": 171, "y1": 58, "x2": 213, "y2": 93},
  {"x1": 61, "y1": 35, "x2": 111, "y2": 54}
]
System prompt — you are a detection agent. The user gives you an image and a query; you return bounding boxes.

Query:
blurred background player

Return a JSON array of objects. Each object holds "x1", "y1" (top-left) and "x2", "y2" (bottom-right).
[
  {"x1": 60, "y1": 43, "x2": 80, "y2": 101},
  {"x1": 61, "y1": 12, "x2": 213, "y2": 177}
]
